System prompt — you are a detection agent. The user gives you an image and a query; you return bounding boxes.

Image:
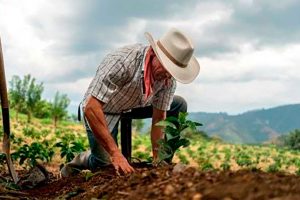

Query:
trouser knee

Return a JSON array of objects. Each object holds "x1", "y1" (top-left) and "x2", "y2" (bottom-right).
[{"x1": 167, "y1": 95, "x2": 187, "y2": 117}]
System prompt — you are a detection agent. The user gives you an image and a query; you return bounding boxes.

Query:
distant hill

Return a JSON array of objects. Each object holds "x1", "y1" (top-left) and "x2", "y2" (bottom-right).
[{"x1": 188, "y1": 104, "x2": 300, "y2": 144}]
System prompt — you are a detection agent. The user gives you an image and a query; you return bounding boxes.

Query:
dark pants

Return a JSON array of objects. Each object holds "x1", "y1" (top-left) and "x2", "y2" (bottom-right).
[
  {"x1": 111, "y1": 95, "x2": 187, "y2": 142},
  {"x1": 85, "y1": 95, "x2": 187, "y2": 170}
]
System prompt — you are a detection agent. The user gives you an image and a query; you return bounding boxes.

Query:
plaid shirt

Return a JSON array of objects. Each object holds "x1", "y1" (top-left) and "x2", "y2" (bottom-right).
[{"x1": 83, "y1": 44, "x2": 176, "y2": 131}]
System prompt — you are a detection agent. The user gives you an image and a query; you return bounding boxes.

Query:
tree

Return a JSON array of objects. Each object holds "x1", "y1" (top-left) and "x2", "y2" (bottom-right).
[
  {"x1": 34, "y1": 100, "x2": 52, "y2": 119},
  {"x1": 9, "y1": 75, "x2": 27, "y2": 121},
  {"x1": 24, "y1": 75, "x2": 44, "y2": 123},
  {"x1": 9, "y1": 74, "x2": 44, "y2": 122},
  {"x1": 50, "y1": 91, "x2": 70, "y2": 131},
  {"x1": 284, "y1": 129, "x2": 300, "y2": 150}
]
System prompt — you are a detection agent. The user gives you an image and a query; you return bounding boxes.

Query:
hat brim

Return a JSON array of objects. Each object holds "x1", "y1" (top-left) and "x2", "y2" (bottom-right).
[{"x1": 144, "y1": 32, "x2": 200, "y2": 84}]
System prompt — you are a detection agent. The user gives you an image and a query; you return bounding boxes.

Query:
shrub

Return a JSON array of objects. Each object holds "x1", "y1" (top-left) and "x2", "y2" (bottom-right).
[
  {"x1": 12, "y1": 142, "x2": 54, "y2": 167},
  {"x1": 283, "y1": 129, "x2": 300, "y2": 150}
]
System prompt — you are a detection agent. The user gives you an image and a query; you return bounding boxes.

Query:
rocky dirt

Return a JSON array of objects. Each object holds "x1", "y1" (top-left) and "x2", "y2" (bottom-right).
[{"x1": 1, "y1": 163, "x2": 300, "y2": 200}]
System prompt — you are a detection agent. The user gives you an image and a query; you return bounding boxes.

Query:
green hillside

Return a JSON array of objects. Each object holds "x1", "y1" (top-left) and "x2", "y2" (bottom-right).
[{"x1": 189, "y1": 104, "x2": 300, "y2": 144}]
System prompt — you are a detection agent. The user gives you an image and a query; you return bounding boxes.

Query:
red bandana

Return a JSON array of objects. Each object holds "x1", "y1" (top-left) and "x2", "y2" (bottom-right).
[{"x1": 144, "y1": 47, "x2": 155, "y2": 100}]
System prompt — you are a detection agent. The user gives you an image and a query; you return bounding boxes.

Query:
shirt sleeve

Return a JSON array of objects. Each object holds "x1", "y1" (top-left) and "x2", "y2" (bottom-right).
[
  {"x1": 90, "y1": 55, "x2": 126, "y2": 104},
  {"x1": 151, "y1": 78, "x2": 177, "y2": 111}
]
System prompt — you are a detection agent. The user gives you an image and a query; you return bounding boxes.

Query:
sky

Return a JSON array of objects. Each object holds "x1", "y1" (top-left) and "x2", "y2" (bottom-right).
[{"x1": 0, "y1": 0, "x2": 300, "y2": 115}]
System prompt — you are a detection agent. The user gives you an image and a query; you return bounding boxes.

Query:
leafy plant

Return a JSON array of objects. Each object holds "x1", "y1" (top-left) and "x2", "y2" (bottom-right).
[
  {"x1": 10, "y1": 133, "x2": 24, "y2": 145},
  {"x1": 55, "y1": 138, "x2": 86, "y2": 163},
  {"x1": 156, "y1": 112, "x2": 202, "y2": 163},
  {"x1": 177, "y1": 152, "x2": 190, "y2": 165},
  {"x1": 220, "y1": 161, "x2": 231, "y2": 171},
  {"x1": 132, "y1": 137, "x2": 143, "y2": 149},
  {"x1": 133, "y1": 151, "x2": 152, "y2": 162},
  {"x1": 235, "y1": 151, "x2": 253, "y2": 167},
  {"x1": 23, "y1": 126, "x2": 40, "y2": 139},
  {"x1": 12, "y1": 142, "x2": 54, "y2": 167},
  {"x1": 223, "y1": 149, "x2": 231, "y2": 162},
  {"x1": 200, "y1": 160, "x2": 214, "y2": 171},
  {"x1": 267, "y1": 163, "x2": 281, "y2": 173}
]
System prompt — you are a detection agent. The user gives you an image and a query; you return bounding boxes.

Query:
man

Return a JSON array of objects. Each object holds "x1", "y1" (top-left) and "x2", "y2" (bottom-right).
[{"x1": 61, "y1": 28, "x2": 200, "y2": 176}]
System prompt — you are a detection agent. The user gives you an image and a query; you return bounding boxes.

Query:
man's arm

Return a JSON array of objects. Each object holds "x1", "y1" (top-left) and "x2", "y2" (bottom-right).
[
  {"x1": 84, "y1": 95, "x2": 134, "y2": 174},
  {"x1": 151, "y1": 107, "x2": 167, "y2": 160}
]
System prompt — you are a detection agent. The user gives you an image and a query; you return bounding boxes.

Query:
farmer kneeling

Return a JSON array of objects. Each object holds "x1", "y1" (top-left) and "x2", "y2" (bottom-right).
[{"x1": 61, "y1": 28, "x2": 200, "y2": 177}]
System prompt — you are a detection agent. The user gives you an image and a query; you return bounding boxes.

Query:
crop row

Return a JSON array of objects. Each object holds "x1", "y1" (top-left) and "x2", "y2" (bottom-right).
[{"x1": 132, "y1": 134, "x2": 300, "y2": 175}]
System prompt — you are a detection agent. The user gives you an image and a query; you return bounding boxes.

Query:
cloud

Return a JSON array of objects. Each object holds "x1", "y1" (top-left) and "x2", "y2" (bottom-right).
[
  {"x1": 0, "y1": 0, "x2": 299, "y2": 114},
  {"x1": 176, "y1": 43, "x2": 300, "y2": 113},
  {"x1": 207, "y1": 0, "x2": 300, "y2": 52}
]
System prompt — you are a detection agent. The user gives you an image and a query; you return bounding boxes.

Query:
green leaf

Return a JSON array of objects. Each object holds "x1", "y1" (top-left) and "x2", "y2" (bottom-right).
[
  {"x1": 155, "y1": 120, "x2": 176, "y2": 129},
  {"x1": 165, "y1": 127, "x2": 180, "y2": 139},
  {"x1": 165, "y1": 116, "x2": 179, "y2": 124},
  {"x1": 54, "y1": 142, "x2": 64, "y2": 147},
  {"x1": 194, "y1": 122, "x2": 203, "y2": 126},
  {"x1": 156, "y1": 112, "x2": 203, "y2": 164},
  {"x1": 178, "y1": 112, "x2": 188, "y2": 125}
]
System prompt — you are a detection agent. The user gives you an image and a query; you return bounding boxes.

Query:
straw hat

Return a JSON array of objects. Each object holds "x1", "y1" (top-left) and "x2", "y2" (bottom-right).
[{"x1": 144, "y1": 28, "x2": 200, "y2": 84}]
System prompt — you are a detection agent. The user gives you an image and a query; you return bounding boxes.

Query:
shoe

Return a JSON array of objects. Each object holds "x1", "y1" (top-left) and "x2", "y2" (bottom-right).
[
  {"x1": 60, "y1": 163, "x2": 81, "y2": 177},
  {"x1": 60, "y1": 151, "x2": 91, "y2": 177}
]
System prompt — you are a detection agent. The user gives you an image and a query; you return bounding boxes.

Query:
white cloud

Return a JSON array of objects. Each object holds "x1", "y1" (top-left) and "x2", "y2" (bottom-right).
[
  {"x1": 0, "y1": 0, "x2": 299, "y2": 115},
  {"x1": 176, "y1": 43, "x2": 300, "y2": 113}
]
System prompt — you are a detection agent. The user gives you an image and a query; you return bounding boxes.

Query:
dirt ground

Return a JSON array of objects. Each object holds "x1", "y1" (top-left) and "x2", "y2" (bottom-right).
[{"x1": 1, "y1": 163, "x2": 300, "y2": 200}]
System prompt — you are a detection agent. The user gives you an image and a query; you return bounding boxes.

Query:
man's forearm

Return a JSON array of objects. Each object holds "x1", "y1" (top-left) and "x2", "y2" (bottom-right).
[
  {"x1": 151, "y1": 124, "x2": 164, "y2": 158},
  {"x1": 151, "y1": 108, "x2": 167, "y2": 159},
  {"x1": 84, "y1": 97, "x2": 120, "y2": 156}
]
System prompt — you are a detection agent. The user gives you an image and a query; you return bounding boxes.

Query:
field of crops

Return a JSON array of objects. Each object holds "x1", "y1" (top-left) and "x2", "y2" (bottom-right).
[
  {"x1": 1, "y1": 113, "x2": 300, "y2": 175},
  {"x1": 133, "y1": 134, "x2": 300, "y2": 175},
  {"x1": 1, "y1": 113, "x2": 300, "y2": 199}
]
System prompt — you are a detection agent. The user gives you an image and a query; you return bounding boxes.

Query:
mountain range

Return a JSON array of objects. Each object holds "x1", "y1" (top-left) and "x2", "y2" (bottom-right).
[
  {"x1": 140, "y1": 104, "x2": 300, "y2": 144},
  {"x1": 188, "y1": 104, "x2": 300, "y2": 144}
]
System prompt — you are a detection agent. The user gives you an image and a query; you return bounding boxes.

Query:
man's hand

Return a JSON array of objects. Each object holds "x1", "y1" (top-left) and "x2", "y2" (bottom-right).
[
  {"x1": 111, "y1": 151, "x2": 135, "y2": 174},
  {"x1": 85, "y1": 96, "x2": 135, "y2": 175}
]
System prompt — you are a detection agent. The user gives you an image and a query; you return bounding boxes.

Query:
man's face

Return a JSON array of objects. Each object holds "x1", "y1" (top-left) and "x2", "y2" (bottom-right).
[{"x1": 151, "y1": 56, "x2": 172, "y2": 81}]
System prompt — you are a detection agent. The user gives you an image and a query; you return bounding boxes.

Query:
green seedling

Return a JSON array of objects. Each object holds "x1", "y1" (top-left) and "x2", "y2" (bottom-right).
[
  {"x1": 235, "y1": 151, "x2": 252, "y2": 167},
  {"x1": 220, "y1": 161, "x2": 231, "y2": 171},
  {"x1": 55, "y1": 139, "x2": 86, "y2": 163},
  {"x1": 200, "y1": 161, "x2": 214, "y2": 171},
  {"x1": 156, "y1": 112, "x2": 202, "y2": 163},
  {"x1": 178, "y1": 152, "x2": 190, "y2": 165}
]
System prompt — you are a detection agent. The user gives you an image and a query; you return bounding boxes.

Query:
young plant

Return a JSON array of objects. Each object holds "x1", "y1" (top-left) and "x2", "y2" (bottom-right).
[
  {"x1": 12, "y1": 142, "x2": 54, "y2": 167},
  {"x1": 133, "y1": 151, "x2": 152, "y2": 162},
  {"x1": 55, "y1": 138, "x2": 86, "y2": 163},
  {"x1": 235, "y1": 151, "x2": 253, "y2": 168},
  {"x1": 220, "y1": 161, "x2": 231, "y2": 171},
  {"x1": 156, "y1": 112, "x2": 202, "y2": 163},
  {"x1": 177, "y1": 152, "x2": 190, "y2": 165}
]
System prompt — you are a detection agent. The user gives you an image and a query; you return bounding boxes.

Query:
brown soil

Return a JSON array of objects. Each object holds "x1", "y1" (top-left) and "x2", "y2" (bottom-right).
[{"x1": 1, "y1": 163, "x2": 300, "y2": 200}]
